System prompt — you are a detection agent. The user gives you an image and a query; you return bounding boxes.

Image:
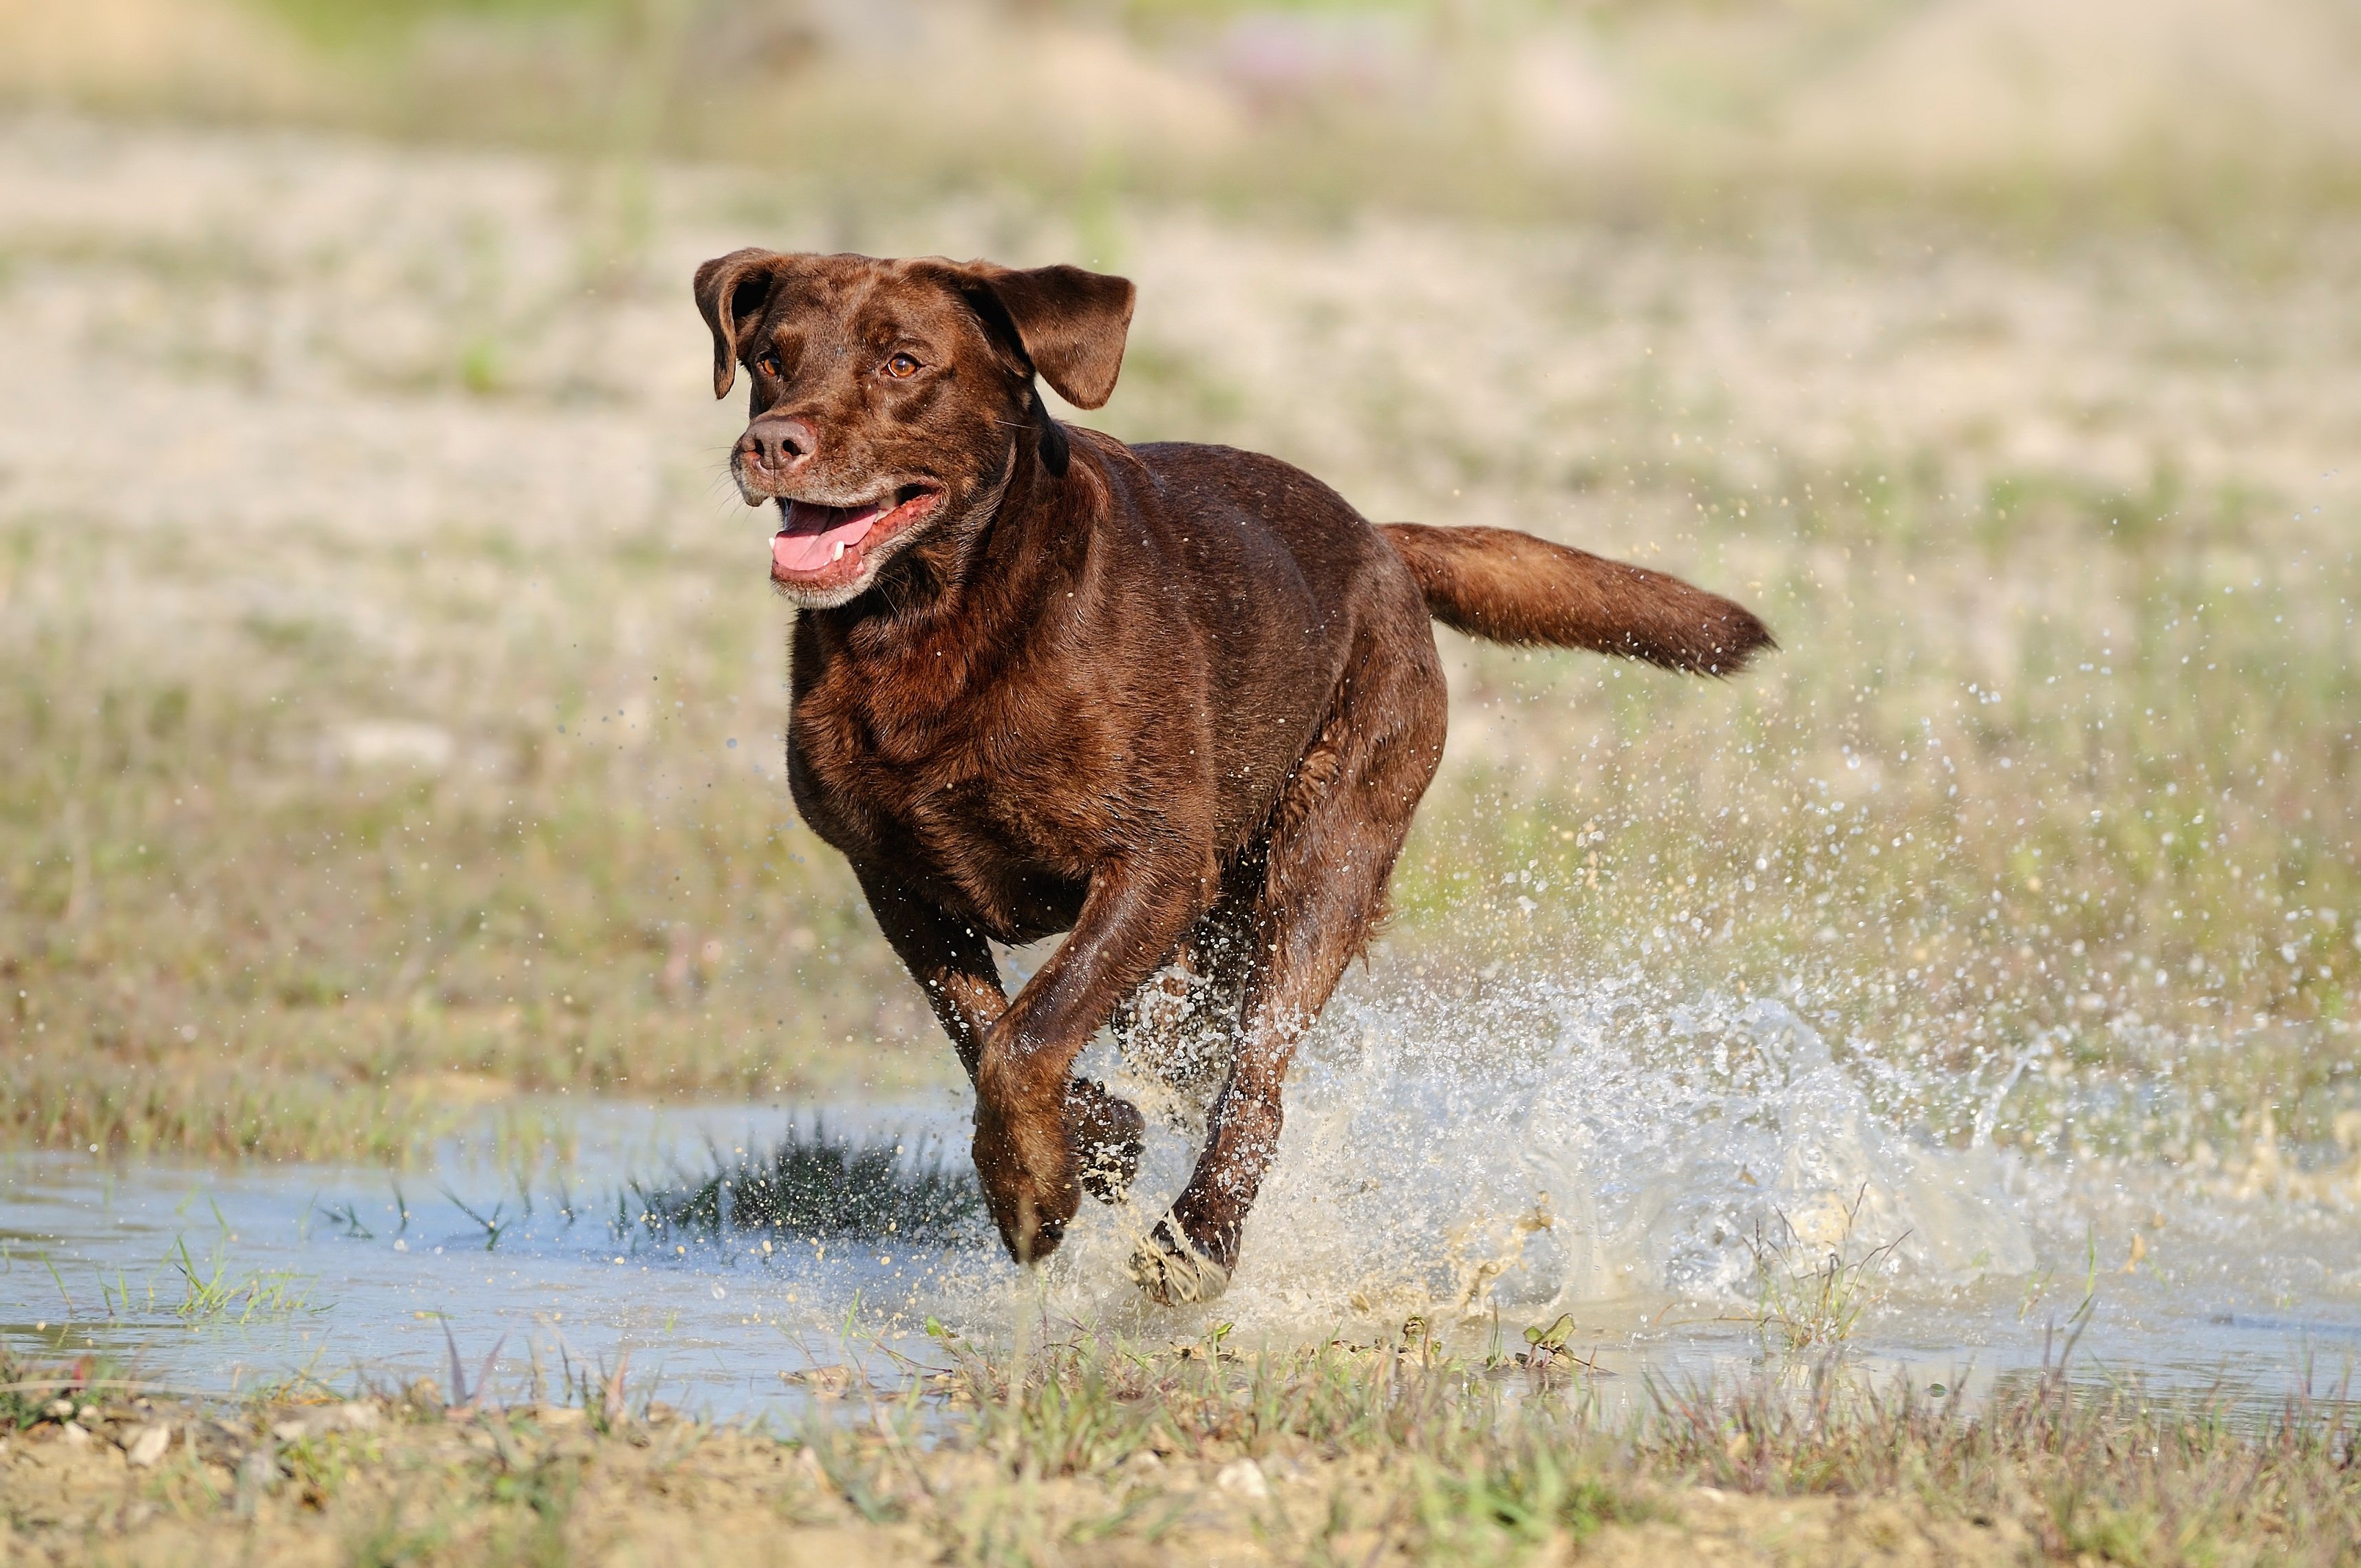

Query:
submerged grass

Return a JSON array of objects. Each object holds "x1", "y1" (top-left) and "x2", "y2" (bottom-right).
[
  {"x1": 1, "y1": 1333, "x2": 2355, "y2": 1564},
  {"x1": 166, "y1": 1236, "x2": 319, "y2": 1324},
  {"x1": 619, "y1": 1126, "x2": 985, "y2": 1249}
]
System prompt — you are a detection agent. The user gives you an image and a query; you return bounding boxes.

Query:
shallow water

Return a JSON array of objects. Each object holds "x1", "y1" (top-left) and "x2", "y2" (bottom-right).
[{"x1": 6, "y1": 972, "x2": 2359, "y2": 1421}]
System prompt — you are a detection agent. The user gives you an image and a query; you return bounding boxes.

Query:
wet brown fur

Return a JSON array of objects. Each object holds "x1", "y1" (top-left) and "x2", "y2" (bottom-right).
[{"x1": 693, "y1": 249, "x2": 1774, "y2": 1296}]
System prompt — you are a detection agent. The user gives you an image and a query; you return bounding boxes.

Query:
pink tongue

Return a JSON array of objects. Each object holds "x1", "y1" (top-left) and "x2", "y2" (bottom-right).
[{"x1": 772, "y1": 502, "x2": 879, "y2": 574}]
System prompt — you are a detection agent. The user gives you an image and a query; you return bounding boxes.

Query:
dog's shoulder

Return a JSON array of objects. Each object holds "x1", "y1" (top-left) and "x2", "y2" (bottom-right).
[{"x1": 1091, "y1": 438, "x2": 1378, "y2": 550}]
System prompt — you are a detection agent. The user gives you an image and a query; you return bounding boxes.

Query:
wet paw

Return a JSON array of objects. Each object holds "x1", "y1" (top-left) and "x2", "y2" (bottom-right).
[
  {"x1": 1128, "y1": 1217, "x2": 1231, "y2": 1306},
  {"x1": 1067, "y1": 1080, "x2": 1146, "y2": 1206},
  {"x1": 971, "y1": 1093, "x2": 1080, "y2": 1264}
]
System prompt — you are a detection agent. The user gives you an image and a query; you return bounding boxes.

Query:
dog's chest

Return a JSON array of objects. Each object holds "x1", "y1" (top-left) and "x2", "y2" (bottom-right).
[{"x1": 789, "y1": 680, "x2": 1109, "y2": 930}]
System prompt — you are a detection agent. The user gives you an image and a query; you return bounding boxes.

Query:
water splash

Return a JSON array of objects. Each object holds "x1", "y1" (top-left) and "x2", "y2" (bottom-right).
[{"x1": 1034, "y1": 967, "x2": 2035, "y2": 1335}]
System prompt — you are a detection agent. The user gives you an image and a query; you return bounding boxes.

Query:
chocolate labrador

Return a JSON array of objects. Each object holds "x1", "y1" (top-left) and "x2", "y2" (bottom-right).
[{"x1": 694, "y1": 250, "x2": 1772, "y2": 1302}]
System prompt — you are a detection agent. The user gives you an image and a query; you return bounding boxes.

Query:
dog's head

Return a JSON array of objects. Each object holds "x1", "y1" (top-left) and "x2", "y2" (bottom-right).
[{"x1": 694, "y1": 250, "x2": 1135, "y2": 608}]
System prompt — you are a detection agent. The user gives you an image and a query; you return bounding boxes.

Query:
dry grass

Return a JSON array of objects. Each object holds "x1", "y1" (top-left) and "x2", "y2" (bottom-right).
[
  {"x1": 1, "y1": 112, "x2": 2357, "y2": 1167},
  {"x1": 3, "y1": 1333, "x2": 2355, "y2": 1565}
]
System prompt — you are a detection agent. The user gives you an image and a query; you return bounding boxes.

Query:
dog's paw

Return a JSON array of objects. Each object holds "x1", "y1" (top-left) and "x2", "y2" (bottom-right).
[
  {"x1": 1128, "y1": 1218, "x2": 1230, "y2": 1306},
  {"x1": 971, "y1": 1092, "x2": 1082, "y2": 1264},
  {"x1": 1066, "y1": 1080, "x2": 1146, "y2": 1207}
]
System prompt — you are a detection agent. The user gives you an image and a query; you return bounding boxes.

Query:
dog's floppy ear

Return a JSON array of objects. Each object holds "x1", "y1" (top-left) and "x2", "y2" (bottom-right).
[
  {"x1": 693, "y1": 248, "x2": 793, "y2": 399},
  {"x1": 963, "y1": 263, "x2": 1135, "y2": 411}
]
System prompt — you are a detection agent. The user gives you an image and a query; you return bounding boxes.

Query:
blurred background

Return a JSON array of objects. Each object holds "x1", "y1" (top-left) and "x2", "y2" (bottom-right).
[
  {"x1": 10, "y1": 0, "x2": 2361, "y2": 218},
  {"x1": 2, "y1": 0, "x2": 2356, "y2": 1176}
]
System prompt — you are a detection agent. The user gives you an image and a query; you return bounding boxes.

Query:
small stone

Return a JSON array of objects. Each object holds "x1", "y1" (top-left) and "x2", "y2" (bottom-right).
[
  {"x1": 125, "y1": 1424, "x2": 172, "y2": 1469},
  {"x1": 1215, "y1": 1457, "x2": 1269, "y2": 1500},
  {"x1": 237, "y1": 1446, "x2": 282, "y2": 1492},
  {"x1": 61, "y1": 1423, "x2": 92, "y2": 1449}
]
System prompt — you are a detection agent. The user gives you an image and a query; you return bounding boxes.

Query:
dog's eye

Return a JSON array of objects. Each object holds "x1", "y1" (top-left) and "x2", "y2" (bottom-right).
[
  {"x1": 754, "y1": 354, "x2": 782, "y2": 378},
  {"x1": 884, "y1": 352, "x2": 921, "y2": 379}
]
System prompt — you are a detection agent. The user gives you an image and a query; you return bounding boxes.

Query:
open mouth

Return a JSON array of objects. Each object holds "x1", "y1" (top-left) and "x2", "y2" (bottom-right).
[{"x1": 770, "y1": 484, "x2": 940, "y2": 588}]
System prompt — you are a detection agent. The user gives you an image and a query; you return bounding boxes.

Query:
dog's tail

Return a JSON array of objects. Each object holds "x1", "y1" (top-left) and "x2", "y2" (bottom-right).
[{"x1": 1378, "y1": 522, "x2": 1775, "y2": 676}]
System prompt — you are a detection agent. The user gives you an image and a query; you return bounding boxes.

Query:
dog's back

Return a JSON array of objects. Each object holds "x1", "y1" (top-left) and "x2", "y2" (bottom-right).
[{"x1": 1115, "y1": 433, "x2": 1773, "y2": 682}]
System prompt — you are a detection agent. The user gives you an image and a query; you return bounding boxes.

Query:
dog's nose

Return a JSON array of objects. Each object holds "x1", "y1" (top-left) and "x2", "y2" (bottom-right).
[{"x1": 738, "y1": 415, "x2": 816, "y2": 476}]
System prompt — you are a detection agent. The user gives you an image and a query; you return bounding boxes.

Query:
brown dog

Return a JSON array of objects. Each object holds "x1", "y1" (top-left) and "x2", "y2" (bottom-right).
[{"x1": 694, "y1": 250, "x2": 1772, "y2": 1302}]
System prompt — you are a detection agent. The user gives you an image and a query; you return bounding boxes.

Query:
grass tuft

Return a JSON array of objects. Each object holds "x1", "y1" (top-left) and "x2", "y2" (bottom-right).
[
  {"x1": 168, "y1": 1236, "x2": 320, "y2": 1324},
  {"x1": 619, "y1": 1124, "x2": 985, "y2": 1247},
  {"x1": 1744, "y1": 1184, "x2": 1908, "y2": 1351}
]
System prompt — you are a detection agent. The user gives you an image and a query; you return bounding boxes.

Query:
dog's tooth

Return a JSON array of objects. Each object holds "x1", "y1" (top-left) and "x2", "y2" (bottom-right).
[{"x1": 831, "y1": 541, "x2": 846, "y2": 563}]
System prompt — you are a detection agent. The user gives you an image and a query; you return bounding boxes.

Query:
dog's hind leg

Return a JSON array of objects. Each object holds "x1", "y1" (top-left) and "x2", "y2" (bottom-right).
[
  {"x1": 1131, "y1": 620, "x2": 1447, "y2": 1304},
  {"x1": 1109, "y1": 899, "x2": 1257, "y2": 1128}
]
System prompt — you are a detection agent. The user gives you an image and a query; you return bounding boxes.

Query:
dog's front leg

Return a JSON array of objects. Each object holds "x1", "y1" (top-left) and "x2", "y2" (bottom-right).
[
  {"x1": 855, "y1": 862, "x2": 1146, "y2": 1206},
  {"x1": 853, "y1": 862, "x2": 1007, "y2": 1079},
  {"x1": 972, "y1": 855, "x2": 1210, "y2": 1265}
]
